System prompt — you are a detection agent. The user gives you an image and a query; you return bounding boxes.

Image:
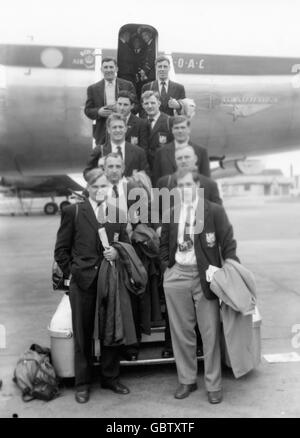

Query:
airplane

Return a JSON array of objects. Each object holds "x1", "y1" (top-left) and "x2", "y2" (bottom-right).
[{"x1": 1, "y1": 22, "x2": 300, "y2": 186}]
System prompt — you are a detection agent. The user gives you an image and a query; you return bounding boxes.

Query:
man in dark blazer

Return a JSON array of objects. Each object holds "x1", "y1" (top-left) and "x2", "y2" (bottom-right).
[
  {"x1": 84, "y1": 57, "x2": 136, "y2": 145},
  {"x1": 160, "y1": 168, "x2": 239, "y2": 404},
  {"x1": 156, "y1": 145, "x2": 221, "y2": 359},
  {"x1": 141, "y1": 56, "x2": 186, "y2": 116},
  {"x1": 141, "y1": 90, "x2": 173, "y2": 175},
  {"x1": 152, "y1": 115, "x2": 210, "y2": 185},
  {"x1": 54, "y1": 169, "x2": 131, "y2": 403},
  {"x1": 116, "y1": 91, "x2": 148, "y2": 150},
  {"x1": 83, "y1": 113, "x2": 150, "y2": 178}
]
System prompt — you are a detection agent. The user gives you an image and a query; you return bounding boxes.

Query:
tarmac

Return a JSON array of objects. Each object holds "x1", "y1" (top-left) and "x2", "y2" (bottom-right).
[{"x1": 0, "y1": 197, "x2": 300, "y2": 418}]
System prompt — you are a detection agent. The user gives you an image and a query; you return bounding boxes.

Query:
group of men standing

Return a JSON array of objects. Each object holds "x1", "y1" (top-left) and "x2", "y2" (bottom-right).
[{"x1": 54, "y1": 53, "x2": 239, "y2": 406}]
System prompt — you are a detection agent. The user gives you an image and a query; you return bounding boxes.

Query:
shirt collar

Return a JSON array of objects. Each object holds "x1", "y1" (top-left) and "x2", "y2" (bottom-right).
[
  {"x1": 149, "y1": 111, "x2": 160, "y2": 123},
  {"x1": 111, "y1": 140, "x2": 125, "y2": 150},
  {"x1": 105, "y1": 78, "x2": 116, "y2": 87},
  {"x1": 160, "y1": 79, "x2": 169, "y2": 87},
  {"x1": 174, "y1": 139, "x2": 189, "y2": 149}
]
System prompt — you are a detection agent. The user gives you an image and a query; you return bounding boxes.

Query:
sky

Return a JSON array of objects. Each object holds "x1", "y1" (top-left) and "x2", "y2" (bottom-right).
[{"x1": 2, "y1": 0, "x2": 300, "y2": 176}]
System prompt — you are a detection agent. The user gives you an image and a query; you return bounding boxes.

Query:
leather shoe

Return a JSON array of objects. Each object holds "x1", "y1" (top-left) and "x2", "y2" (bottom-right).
[
  {"x1": 102, "y1": 381, "x2": 130, "y2": 394},
  {"x1": 161, "y1": 349, "x2": 174, "y2": 359},
  {"x1": 174, "y1": 383, "x2": 197, "y2": 399},
  {"x1": 208, "y1": 390, "x2": 223, "y2": 404},
  {"x1": 75, "y1": 389, "x2": 89, "y2": 403}
]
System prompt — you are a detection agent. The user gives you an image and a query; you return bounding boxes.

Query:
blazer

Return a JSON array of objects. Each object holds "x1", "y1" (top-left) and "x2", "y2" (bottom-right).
[
  {"x1": 84, "y1": 78, "x2": 137, "y2": 145},
  {"x1": 126, "y1": 113, "x2": 148, "y2": 150},
  {"x1": 83, "y1": 140, "x2": 150, "y2": 177},
  {"x1": 160, "y1": 199, "x2": 239, "y2": 300},
  {"x1": 157, "y1": 172, "x2": 222, "y2": 205},
  {"x1": 141, "y1": 80, "x2": 186, "y2": 116},
  {"x1": 145, "y1": 112, "x2": 173, "y2": 172},
  {"x1": 54, "y1": 200, "x2": 130, "y2": 291},
  {"x1": 152, "y1": 140, "x2": 211, "y2": 185}
]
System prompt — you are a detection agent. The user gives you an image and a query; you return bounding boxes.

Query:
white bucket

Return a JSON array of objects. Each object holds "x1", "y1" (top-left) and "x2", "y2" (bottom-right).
[{"x1": 48, "y1": 294, "x2": 75, "y2": 378}]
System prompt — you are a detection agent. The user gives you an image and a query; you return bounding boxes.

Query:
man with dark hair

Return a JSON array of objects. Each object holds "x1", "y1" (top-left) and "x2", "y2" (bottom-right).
[
  {"x1": 84, "y1": 57, "x2": 136, "y2": 145},
  {"x1": 54, "y1": 169, "x2": 131, "y2": 403},
  {"x1": 116, "y1": 91, "x2": 148, "y2": 149},
  {"x1": 160, "y1": 168, "x2": 239, "y2": 404},
  {"x1": 84, "y1": 113, "x2": 150, "y2": 178},
  {"x1": 141, "y1": 90, "x2": 173, "y2": 174},
  {"x1": 141, "y1": 56, "x2": 186, "y2": 116},
  {"x1": 152, "y1": 115, "x2": 210, "y2": 185}
]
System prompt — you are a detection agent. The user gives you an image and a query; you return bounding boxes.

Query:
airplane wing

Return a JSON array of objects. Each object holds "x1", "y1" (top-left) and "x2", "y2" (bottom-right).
[{"x1": 0, "y1": 174, "x2": 84, "y2": 196}]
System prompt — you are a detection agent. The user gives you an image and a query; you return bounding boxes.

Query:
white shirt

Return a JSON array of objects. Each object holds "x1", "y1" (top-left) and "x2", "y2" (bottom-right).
[
  {"x1": 107, "y1": 179, "x2": 128, "y2": 223},
  {"x1": 175, "y1": 197, "x2": 198, "y2": 266},
  {"x1": 158, "y1": 79, "x2": 169, "y2": 95},
  {"x1": 111, "y1": 140, "x2": 126, "y2": 162},
  {"x1": 107, "y1": 179, "x2": 126, "y2": 201},
  {"x1": 148, "y1": 111, "x2": 160, "y2": 129},
  {"x1": 105, "y1": 79, "x2": 116, "y2": 106},
  {"x1": 89, "y1": 198, "x2": 107, "y2": 223}
]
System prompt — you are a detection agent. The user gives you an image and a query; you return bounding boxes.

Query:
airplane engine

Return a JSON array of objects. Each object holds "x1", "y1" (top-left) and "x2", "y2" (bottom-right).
[{"x1": 211, "y1": 158, "x2": 265, "y2": 179}]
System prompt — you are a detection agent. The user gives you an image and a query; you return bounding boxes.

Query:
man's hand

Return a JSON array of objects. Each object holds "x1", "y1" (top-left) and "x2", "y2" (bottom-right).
[
  {"x1": 156, "y1": 226, "x2": 162, "y2": 238},
  {"x1": 168, "y1": 98, "x2": 180, "y2": 109},
  {"x1": 103, "y1": 246, "x2": 118, "y2": 261},
  {"x1": 139, "y1": 69, "x2": 148, "y2": 81},
  {"x1": 98, "y1": 106, "x2": 113, "y2": 118},
  {"x1": 206, "y1": 265, "x2": 220, "y2": 282}
]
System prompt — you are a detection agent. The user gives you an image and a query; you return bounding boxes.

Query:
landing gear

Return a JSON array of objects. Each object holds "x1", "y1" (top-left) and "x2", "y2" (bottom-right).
[
  {"x1": 59, "y1": 200, "x2": 71, "y2": 212},
  {"x1": 44, "y1": 202, "x2": 59, "y2": 215}
]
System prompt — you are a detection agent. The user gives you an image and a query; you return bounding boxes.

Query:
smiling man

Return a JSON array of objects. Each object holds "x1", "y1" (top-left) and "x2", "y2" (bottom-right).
[
  {"x1": 141, "y1": 56, "x2": 186, "y2": 116},
  {"x1": 116, "y1": 91, "x2": 148, "y2": 149},
  {"x1": 160, "y1": 167, "x2": 239, "y2": 404},
  {"x1": 84, "y1": 57, "x2": 137, "y2": 145},
  {"x1": 84, "y1": 113, "x2": 150, "y2": 178},
  {"x1": 141, "y1": 90, "x2": 173, "y2": 174},
  {"x1": 152, "y1": 115, "x2": 210, "y2": 185}
]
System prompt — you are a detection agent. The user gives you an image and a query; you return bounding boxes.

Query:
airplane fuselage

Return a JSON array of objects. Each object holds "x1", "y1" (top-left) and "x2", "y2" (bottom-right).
[{"x1": 1, "y1": 43, "x2": 300, "y2": 176}]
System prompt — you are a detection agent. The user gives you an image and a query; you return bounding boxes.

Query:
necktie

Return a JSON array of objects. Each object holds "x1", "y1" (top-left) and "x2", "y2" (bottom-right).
[
  {"x1": 112, "y1": 184, "x2": 119, "y2": 198},
  {"x1": 116, "y1": 146, "x2": 123, "y2": 159},
  {"x1": 183, "y1": 205, "x2": 194, "y2": 242},
  {"x1": 160, "y1": 81, "x2": 167, "y2": 102},
  {"x1": 148, "y1": 117, "x2": 154, "y2": 130}
]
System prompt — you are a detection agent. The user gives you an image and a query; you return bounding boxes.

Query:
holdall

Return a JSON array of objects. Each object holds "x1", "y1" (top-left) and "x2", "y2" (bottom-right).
[
  {"x1": 13, "y1": 344, "x2": 60, "y2": 402},
  {"x1": 52, "y1": 203, "x2": 78, "y2": 291}
]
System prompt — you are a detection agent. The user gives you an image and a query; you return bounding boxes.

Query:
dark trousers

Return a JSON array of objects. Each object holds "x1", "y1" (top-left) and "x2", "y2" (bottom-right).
[{"x1": 69, "y1": 278, "x2": 121, "y2": 389}]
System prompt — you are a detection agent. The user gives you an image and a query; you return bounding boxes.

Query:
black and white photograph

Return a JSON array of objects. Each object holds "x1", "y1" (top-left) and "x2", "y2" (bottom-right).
[{"x1": 0, "y1": 0, "x2": 300, "y2": 420}]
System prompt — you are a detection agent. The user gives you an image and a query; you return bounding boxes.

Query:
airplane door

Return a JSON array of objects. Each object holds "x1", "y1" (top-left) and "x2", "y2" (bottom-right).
[{"x1": 117, "y1": 24, "x2": 158, "y2": 99}]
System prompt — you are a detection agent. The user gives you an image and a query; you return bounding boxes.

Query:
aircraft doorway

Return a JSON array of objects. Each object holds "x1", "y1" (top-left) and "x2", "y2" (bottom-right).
[{"x1": 117, "y1": 24, "x2": 158, "y2": 100}]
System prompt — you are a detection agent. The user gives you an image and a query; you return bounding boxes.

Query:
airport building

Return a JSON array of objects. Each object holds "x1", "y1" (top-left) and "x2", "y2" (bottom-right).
[{"x1": 219, "y1": 169, "x2": 296, "y2": 197}]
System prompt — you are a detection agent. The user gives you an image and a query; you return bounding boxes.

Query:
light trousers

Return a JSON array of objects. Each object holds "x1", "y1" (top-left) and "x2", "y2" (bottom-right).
[{"x1": 163, "y1": 263, "x2": 222, "y2": 392}]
